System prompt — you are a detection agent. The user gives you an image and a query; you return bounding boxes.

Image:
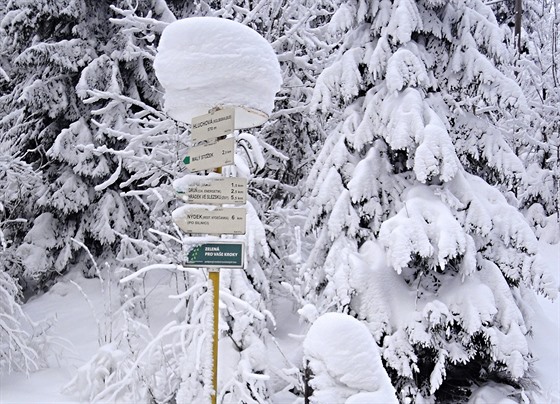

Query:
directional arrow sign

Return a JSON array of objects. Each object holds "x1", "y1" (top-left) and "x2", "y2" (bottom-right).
[
  {"x1": 172, "y1": 206, "x2": 246, "y2": 235},
  {"x1": 177, "y1": 177, "x2": 247, "y2": 205},
  {"x1": 183, "y1": 137, "x2": 235, "y2": 172},
  {"x1": 191, "y1": 108, "x2": 235, "y2": 143},
  {"x1": 185, "y1": 242, "x2": 245, "y2": 268}
]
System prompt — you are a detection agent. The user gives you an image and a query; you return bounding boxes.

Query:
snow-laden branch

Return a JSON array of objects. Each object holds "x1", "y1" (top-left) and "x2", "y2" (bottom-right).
[
  {"x1": 109, "y1": 5, "x2": 174, "y2": 34},
  {"x1": 219, "y1": 290, "x2": 265, "y2": 321},
  {"x1": 250, "y1": 177, "x2": 300, "y2": 195},
  {"x1": 89, "y1": 321, "x2": 183, "y2": 402},
  {"x1": 94, "y1": 156, "x2": 122, "y2": 192},
  {"x1": 120, "y1": 264, "x2": 200, "y2": 283},
  {"x1": 146, "y1": 228, "x2": 182, "y2": 245},
  {"x1": 84, "y1": 89, "x2": 168, "y2": 120},
  {"x1": 0, "y1": 65, "x2": 10, "y2": 82}
]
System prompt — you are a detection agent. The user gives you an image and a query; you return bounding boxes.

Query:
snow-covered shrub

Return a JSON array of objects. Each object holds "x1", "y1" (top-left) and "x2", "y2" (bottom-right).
[
  {"x1": 63, "y1": 343, "x2": 131, "y2": 402},
  {"x1": 0, "y1": 154, "x2": 44, "y2": 375},
  {"x1": 0, "y1": 270, "x2": 40, "y2": 375}
]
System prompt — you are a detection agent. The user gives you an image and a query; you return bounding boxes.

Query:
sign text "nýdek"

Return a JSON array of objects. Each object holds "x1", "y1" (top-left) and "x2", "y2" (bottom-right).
[{"x1": 173, "y1": 206, "x2": 246, "y2": 235}]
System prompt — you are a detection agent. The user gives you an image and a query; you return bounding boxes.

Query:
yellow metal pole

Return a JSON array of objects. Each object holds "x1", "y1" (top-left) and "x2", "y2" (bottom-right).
[
  {"x1": 209, "y1": 269, "x2": 219, "y2": 404},
  {"x1": 211, "y1": 165, "x2": 222, "y2": 404}
]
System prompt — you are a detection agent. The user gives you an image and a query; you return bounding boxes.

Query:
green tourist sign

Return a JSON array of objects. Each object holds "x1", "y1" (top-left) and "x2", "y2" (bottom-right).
[{"x1": 185, "y1": 242, "x2": 245, "y2": 268}]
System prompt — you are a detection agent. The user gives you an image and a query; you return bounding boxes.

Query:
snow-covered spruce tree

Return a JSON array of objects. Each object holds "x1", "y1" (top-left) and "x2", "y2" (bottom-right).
[
  {"x1": 298, "y1": 0, "x2": 557, "y2": 401},
  {"x1": 505, "y1": 0, "x2": 560, "y2": 242},
  {"x1": 0, "y1": 0, "x2": 174, "y2": 291}
]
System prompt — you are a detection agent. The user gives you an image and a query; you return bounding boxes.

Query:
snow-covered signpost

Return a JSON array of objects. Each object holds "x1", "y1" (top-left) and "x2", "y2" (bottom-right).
[{"x1": 154, "y1": 17, "x2": 281, "y2": 404}]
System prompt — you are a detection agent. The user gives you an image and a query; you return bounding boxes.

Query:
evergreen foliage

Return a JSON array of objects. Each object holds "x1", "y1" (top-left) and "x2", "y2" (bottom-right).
[
  {"x1": 509, "y1": 0, "x2": 559, "y2": 243},
  {"x1": 0, "y1": 0, "x2": 558, "y2": 402},
  {"x1": 0, "y1": 0, "x2": 163, "y2": 289},
  {"x1": 297, "y1": 0, "x2": 558, "y2": 401}
]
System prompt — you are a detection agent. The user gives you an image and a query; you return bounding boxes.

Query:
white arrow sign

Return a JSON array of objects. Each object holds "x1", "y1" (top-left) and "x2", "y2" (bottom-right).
[
  {"x1": 183, "y1": 137, "x2": 235, "y2": 172},
  {"x1": 176, "y1": 177, "x2": 247, "y2": 205},
  {"x1": 172, "y1": 205, "x2": 247, "y2": 235},
  {"x1": 191, "y1": 108, "x2": 235, "y2": 143}
]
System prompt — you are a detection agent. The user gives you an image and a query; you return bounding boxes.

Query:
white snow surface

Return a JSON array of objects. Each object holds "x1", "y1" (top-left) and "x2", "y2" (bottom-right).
[
  {"x1": 1, "y1": 242, "x2": 558, "y2": 403},
  {"x1": 154, "y1": 17, "x2": 282, "y2": 128}
]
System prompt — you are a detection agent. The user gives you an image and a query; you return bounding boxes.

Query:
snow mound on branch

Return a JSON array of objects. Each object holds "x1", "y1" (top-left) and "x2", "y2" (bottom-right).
[
  {"x1": 154, "y1": 17, "x2": 282, "y2": 128},
  {"x1": 379, "y1": 185, "x2": 469, "y2": 273},
  {"x1": 303, "y1": 312, "x2": 398, "y2": 403}
]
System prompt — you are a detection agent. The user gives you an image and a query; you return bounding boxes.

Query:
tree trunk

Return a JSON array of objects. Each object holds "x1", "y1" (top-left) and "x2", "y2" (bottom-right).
[
  {"x1": 515, "y1": 0, "x2": 523, "y2": 53},
  {"x1": 303, "y1": 360, "x2": 313, "y2": 404}
]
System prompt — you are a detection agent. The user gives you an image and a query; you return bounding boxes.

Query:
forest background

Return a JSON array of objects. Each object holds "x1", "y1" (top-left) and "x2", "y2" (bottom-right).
[{"x1": 0, "y1": 0, "x2": 559, "y2": 403}]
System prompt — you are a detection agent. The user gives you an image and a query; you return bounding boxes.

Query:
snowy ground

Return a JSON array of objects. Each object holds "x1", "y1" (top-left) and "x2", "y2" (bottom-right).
[
  {"x1": 1, "y1": 271, "x2": 107, "y2": 403},
  {"x1": 529, "y1": 242, "x2": 560, "y2": 402},
  {"x1": 1, "y1": 243, "x2": 558, "y2": 403}
]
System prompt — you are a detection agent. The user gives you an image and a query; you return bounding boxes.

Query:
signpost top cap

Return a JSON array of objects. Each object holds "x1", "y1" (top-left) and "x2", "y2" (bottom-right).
[{"x1": 154, "y1": 17, "x2": 282, "y2": 129}]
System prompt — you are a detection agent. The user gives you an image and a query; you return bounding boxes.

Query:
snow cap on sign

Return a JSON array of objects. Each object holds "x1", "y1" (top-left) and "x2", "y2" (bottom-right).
[{"x1": 154, "y1": 17, "x2": 282, "y2": 129}]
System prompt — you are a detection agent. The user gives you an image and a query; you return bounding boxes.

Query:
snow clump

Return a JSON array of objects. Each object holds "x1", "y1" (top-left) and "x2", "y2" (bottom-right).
[
  {"x1": 154, "y1": 17, "x2": 282, "y2": 128},
  {"x1": 303, "y1": 312, "x2": 398, "y2": 403}
]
